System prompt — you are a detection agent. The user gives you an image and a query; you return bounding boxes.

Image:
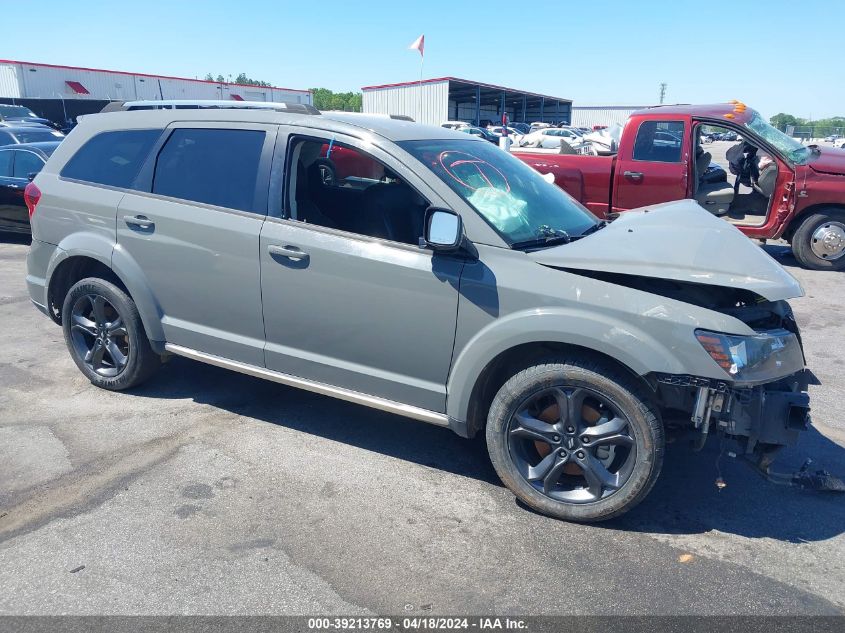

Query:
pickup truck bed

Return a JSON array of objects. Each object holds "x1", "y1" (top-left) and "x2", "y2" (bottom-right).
[{"x1": 516, "y1": 152, "x2": 615, "y2": 218}]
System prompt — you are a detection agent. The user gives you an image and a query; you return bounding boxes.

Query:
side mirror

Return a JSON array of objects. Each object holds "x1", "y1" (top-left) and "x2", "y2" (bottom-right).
[
  {"x1": 27, "y1": 172, "x2": 38, "y2": 182},
  {"x1": 421, "y1": 208, "x2": 463, "y2": 252}
]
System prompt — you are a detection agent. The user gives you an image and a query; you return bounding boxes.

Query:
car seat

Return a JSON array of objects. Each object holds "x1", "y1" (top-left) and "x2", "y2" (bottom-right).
[
  {"x1": 753, "y1": 161, "x2": 778, "y2": 198},
  {"x1": 359, "y1": 182, "x2": 425, "y2": 244}
]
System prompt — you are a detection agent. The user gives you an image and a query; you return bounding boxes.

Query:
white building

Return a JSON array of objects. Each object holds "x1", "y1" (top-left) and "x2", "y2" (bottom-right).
[
  {"x1": 0, "y1": 59, "x2": 312, "y2": 104},
  {"x1": 570, "y1": 106, "x2": 649, "y2": 129},
  {"x1": 362, "y1": 77, "x2": 572, "y2": 127}
]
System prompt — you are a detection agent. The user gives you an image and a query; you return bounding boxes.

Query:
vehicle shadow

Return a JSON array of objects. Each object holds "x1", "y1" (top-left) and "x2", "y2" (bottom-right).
[
  {"x1": 762, "y1": 242, "x2": 797, "y2": 267},
  {"x1": 612, "y1": 426, "x2": 845, "y2": 542},
  {"x1": 131, "y1": 356, "x2": 844, "y2": 543},
  {"x1": 135, "y1": 356, "x2": 500, "y2": 485}
]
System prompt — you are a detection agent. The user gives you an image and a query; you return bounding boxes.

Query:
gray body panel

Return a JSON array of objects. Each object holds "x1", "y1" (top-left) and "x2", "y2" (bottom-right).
[
  {"x1": 444, "y1": 243, "x2": 762, "y2": 422},
  {"x1": 260, "y1": 218, "x2": 462, "y2": 412},
  {"x1": 116, "y1": 191, "x2": 266, "y2": 365}
]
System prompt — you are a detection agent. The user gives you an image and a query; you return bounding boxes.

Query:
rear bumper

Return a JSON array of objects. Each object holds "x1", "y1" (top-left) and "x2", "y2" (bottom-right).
[{"x1": 25, "y1": 239, "x2": 56, "y2": 315}]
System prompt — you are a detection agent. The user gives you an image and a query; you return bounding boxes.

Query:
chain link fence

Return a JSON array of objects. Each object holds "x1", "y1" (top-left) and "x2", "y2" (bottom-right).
[{"x1": 784, "y1": 125, "x2": 844, "y2": 140}]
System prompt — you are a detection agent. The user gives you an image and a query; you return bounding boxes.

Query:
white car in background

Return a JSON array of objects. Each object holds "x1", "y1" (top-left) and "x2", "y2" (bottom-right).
[
  {"x1": 488, "y1": 125, "x2": 524, "y2": 144},
  {"x1": 518, "y1": 127, "x2": 586, "y2": 150}
]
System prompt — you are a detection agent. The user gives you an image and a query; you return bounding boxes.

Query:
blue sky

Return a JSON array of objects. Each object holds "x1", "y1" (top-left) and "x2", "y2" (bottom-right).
[{"x1": 5, "y1": 0, "x2": 842, "y2": 119}]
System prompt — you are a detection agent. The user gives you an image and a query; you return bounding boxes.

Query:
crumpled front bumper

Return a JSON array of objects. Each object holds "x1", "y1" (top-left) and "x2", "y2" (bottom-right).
[
  {"x1": 654, "y1": 368, "x2": 812, "y2": 450},
  {"x1": 720, "y1": 369, "x2": 811, "y2": 451}
]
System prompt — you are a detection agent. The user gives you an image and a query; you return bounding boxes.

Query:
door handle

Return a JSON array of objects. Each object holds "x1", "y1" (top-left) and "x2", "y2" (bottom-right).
[
  {"x1": 268, "y1": 244, "x2": 309, "y2": 262},
  {"x1": 123, "y1": 215, "x2": 155, "y2": 230},
  {"x1": 623, "y1": 171, "x2": 644, "y2": 181},
  {"x1": 6, "y1": 183, "x2": 21, "y2": 189}
]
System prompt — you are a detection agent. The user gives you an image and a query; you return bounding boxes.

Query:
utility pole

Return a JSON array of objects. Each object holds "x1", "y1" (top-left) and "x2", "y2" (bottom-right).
[{"x1": 659, "y1": 83, "x2": 667, "y2": 104}]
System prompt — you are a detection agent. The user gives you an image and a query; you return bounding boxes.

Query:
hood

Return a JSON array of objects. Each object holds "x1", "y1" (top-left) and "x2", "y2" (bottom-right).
[
  {"x1": 529, "y1": 200, "x2": 803, "y2": 301},
  {"x1": 808, "y1": 146, "x2": 845, "y2": 176}
]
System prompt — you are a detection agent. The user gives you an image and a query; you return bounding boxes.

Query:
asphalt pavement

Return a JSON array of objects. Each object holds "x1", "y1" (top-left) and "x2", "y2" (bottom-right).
[{"x1": 1, "y1": 234, "x2": 843, "y2": 616}]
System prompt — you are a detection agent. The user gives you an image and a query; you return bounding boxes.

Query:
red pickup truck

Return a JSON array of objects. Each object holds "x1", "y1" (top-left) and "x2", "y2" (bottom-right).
[{"x1": 515, "y1": 103, "x2": 845, "y2": 270}]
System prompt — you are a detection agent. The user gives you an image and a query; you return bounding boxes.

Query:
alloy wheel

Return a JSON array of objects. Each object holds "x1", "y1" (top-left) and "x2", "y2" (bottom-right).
[
  {"x1": 507, "y1": 386, "x2": 637, "y2": 504},
  {"x1": 69, "y1": 294, "x2": 130, "y2": 377}
]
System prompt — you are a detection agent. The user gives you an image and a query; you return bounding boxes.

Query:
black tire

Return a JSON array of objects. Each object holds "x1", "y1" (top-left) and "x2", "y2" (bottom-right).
[
  {"x1": 790, "y1": 209, "x2": 845, "y2": 270},
  {"x1": 62, "y1": 277, "x2": 160, "y2": 390},
  {"x1": 486, "y1": 357, "x2": 663, "y2": 522}
]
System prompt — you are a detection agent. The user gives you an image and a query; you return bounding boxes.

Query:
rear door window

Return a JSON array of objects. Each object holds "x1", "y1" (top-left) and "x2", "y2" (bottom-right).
[
  {"x1": 13, "y1": 151, "x2": 44, "y2": 178},
  {"x1": 0, "y1": 150, "x2": 11, "y2": 177},
  {"x1": 152, "y1": 128, "x2": 266, "y2": 212},
  {"x1": 61, "y1": 129, "x2": 161, "y2": 188}
]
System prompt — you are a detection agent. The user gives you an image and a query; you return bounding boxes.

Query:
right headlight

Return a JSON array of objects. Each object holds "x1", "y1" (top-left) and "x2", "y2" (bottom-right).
[{"x1": 695, "y1": 329, "x2": 805, "y2": 383}]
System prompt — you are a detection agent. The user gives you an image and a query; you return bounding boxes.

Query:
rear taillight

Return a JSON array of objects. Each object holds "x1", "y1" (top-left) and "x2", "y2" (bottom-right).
[{"x1": 24, "y1": 182, "x2": 41, "y2": 218}]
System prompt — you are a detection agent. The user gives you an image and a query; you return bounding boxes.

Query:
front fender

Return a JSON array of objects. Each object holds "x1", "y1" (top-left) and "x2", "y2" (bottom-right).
[{"x1": 445, "y1": 308, "x2": 690, "y2": 423}]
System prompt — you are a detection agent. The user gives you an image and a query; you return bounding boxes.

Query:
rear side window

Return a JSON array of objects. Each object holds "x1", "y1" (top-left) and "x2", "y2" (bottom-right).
[
  {"x1": 13, "y1": 151, "x2": 44, "y2": 178},
  {"x1": 0, "y1": 151, "x2": 11, "y2": 177},
  {"x1": 152, "y1": 128, "x2": 265, "y2": 212},
  {"x1": 61, "y1": 129, "x2": 160, "y2": 188},
  {"x1": 633, "y1": 120, "x2": 685, "y2": 162}
]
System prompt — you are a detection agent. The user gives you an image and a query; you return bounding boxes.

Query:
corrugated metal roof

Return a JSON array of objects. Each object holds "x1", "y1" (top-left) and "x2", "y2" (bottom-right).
[
  {"x1": 362, "y1": 76, "x2": 571, "y2": 103},
  {"x1": 0, "y1": 58, "x2": 311, "y2": 94}
]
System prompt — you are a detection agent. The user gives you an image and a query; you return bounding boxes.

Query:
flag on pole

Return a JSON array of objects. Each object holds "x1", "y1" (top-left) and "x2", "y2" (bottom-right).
[{"x1": 408, "y1": 34, "x2": 425, "y2": 57}]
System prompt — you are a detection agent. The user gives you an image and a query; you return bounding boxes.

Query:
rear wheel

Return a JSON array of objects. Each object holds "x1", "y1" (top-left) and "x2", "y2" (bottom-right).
[
  {"x1": 791, "y1": 209, "x2": 845, "y2": 270},
  {"x1": 62, "y1": 278, "x2": 160, "y2": 390},
  {"x1": 486, "y1": 358, "x2": 663, "y2": 522}
]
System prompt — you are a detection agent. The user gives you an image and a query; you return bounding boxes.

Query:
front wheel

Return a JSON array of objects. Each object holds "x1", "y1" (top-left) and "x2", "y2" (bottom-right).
[
  {"x1": 790, "y1": 209, "x2": 845, "y2": 270},
  {"x1": 486, "y1": 358, "x2": 663, "y2": 522}
]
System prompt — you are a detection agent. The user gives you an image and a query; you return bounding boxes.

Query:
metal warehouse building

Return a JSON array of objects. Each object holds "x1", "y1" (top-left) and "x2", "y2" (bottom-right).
[
  {"x1": 362, "y1": 77, "x2": 572, "y2": 127},
  {"x1": 0, "y1": 59, "x2": 312, "y2": 104},
  {"x1": 570, "y1": 105, "x2": 649, "y2": 129}
]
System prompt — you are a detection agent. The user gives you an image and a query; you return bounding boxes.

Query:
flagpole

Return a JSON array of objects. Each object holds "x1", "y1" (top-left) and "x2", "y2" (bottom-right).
[{"x1": 418, "y1": 54, "x2": 424, "y2": 121}]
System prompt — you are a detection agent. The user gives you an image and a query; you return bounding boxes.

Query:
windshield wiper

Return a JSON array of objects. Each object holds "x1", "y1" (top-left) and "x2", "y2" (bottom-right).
[
  {"x1": 511, "y1": 232, "x2": 571, "y2": 251},
  {"x1": 571, "y1": 220, "x2": 607, "y2": 239}
]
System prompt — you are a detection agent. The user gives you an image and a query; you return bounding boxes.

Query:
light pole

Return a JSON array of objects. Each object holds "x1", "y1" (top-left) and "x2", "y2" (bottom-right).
[{"x1": 54, "y1": 92, "x2": 68, "y2": 126}]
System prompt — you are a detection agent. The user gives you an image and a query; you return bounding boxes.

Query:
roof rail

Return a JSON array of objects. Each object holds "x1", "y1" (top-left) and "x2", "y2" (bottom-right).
[
  {"x1": 101, "y1": 100, "x2": 321, "y2": 115},
  {"x1": 325, "y1": 111, "x2": 415, "y2": 122}
]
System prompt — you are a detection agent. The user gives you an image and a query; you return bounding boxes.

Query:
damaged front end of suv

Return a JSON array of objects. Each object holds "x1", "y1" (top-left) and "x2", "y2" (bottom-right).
[{"x1": 530, "y1": 201, "x2": 839, "y2": 491}]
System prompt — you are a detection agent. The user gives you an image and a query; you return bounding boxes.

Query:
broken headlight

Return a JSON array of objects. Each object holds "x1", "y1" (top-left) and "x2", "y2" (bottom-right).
[{"x1": 695, "y1": 329, "x2": 805, "y2": 383}]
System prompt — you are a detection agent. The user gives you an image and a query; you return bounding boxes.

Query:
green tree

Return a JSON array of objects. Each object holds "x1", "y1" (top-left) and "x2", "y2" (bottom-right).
[
  {"x1": 234, "y1": 72, "x2": 272, "y2": 87},
  {"x1": 309, "y1": 88, "x2": 363, "y2": 112},
  {"x1": 770, "y1": 113, "x2": 800, "y2": 130},
  {"x1": 204, "y1": 73, "x2": 271, "y2": 86}
]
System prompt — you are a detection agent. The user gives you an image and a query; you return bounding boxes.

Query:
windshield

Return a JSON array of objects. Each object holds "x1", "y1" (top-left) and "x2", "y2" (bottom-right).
[
  {"x1": 745, "y1": 110, "x2": 812, "y2": 165},
  {"x1": 399, "y1": 139, "x2": 598, "y2": 246},
  {"x1": 13, "y1": 129, "x2": 63, "y2": 143},
  {"x1": 0, "y1": 105, "x2": 37, "y2": 119}
]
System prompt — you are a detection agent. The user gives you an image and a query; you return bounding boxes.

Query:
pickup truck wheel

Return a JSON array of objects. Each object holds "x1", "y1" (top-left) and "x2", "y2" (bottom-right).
[
  {"x1": 486, "y1": 358, "x2": 663, "y2": 522},
  {"x1": 62, "y1": 278, "x2": 160, "y2": 391},
  {"x1": 791, "y1": 209, "x2": 845, "y2": 270}
]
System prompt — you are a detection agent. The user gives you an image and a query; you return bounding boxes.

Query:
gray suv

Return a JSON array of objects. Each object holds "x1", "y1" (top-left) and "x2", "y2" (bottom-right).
[{"x1": 25, "y1": 102, "x2": 812, "y2": 521}]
